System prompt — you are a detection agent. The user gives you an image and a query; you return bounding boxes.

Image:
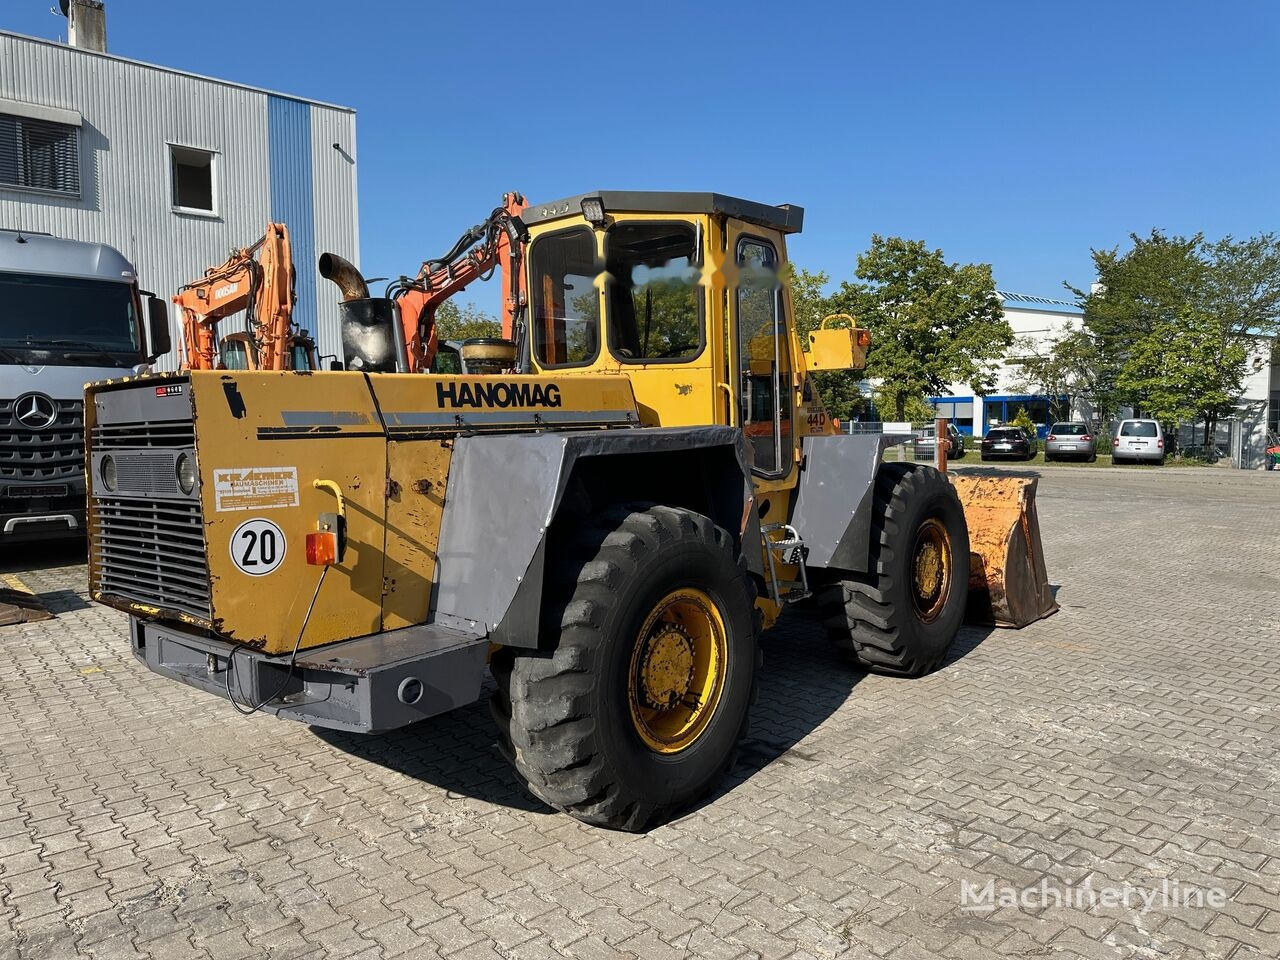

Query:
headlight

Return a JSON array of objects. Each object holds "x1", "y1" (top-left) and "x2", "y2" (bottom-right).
[
  {"x1": 99, "y1": 455, "x2": 117, "y2": 492},
  {"x1": 175, "y1": 453, "x2": 196, "y2": 494}
]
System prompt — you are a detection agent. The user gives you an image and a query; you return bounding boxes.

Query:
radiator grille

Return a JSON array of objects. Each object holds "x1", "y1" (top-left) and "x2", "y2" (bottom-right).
[
  {"x1": 0, "y1": 397, "x2": 84, "y2": 482},
  {"x1": 114, "y1": 453, "x2": 183, "y2": 496},
  {"x1": 92, "y1": 496, "x2": 210, "y2": 621},
  {"x1": 91, "y1": 420, "x2": 195, "y2": 449}
]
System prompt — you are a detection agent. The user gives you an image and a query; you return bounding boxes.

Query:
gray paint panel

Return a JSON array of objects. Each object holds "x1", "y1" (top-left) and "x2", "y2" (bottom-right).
[
  {"x1": 433, "y1": 426, "x2": 748, "y2": 635},
  {"x1": 0, "y1": 230, "x2": 134, "y2": 278},
  {"x1": 790, "y1": 434, "x2": 891, "y2": 573},
  {"x1": 432, "y1": 433, "x2": 568, "y2": 633},
  {"x1": 1, "y1": 363, "x2": 136, "y2": 403}
]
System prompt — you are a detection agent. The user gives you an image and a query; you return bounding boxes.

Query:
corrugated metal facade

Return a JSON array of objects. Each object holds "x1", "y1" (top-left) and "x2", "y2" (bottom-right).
[
  {"x1": 267, "y1": 96, "x2": 318, "y2": 345},
  {"x1": 0, "y1": 31, "x2": 357, "y2": 370}
]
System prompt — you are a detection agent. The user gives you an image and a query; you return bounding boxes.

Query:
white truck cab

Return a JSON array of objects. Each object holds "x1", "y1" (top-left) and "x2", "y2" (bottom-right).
[{"x1": 1, "y1": 229, "x2": 170, "y2": 541}]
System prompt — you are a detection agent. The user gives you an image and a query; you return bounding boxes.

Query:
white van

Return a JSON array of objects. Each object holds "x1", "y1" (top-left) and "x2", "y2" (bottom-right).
[{"x1": 1113, "y1": 419, "x2": 1164, "y2": 465}]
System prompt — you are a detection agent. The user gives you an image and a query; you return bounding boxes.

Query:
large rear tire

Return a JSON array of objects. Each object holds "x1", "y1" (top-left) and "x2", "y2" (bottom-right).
[
  {"x1": 491, "y1": 503, "x2": 759, "y2": 831},
  {"x1": 818, "y1": 464, "x2": 970, "y2": 676}
]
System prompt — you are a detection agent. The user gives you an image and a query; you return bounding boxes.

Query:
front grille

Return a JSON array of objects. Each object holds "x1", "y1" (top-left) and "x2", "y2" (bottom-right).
[
  {"x1": 89, "y1": 405, "x2": 208, "y2": 621},
  {"x1": 91, "y1": 496, "x2": 210, "y2": 621},
  {"x1": 0, "y1": 397, "x2": 84, "y2": 482}
]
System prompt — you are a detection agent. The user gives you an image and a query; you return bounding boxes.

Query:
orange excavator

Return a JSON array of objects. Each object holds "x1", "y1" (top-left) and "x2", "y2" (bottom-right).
[
  {"x1": 174, "y1": 223, "x2": 317, "y2": 371},
  {"x1": 319, "y1": 192, "x2": 528, "y2": 374}
]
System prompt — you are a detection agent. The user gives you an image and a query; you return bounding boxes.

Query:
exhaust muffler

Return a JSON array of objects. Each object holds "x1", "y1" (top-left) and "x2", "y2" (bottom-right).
[{"x1": 318, "y1": 253, "x2": 407, "y2": 373}]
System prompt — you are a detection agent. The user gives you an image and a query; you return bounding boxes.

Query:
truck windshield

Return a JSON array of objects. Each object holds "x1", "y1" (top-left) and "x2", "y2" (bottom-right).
[{"x1": 0, "y1": 272, "x2": 140, "y2": 363}]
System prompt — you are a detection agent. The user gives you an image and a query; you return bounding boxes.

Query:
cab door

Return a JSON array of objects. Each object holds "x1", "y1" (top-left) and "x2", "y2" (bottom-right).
[
  {"x1": 727, "y1": 225, "x2": 796, "y2": 486},
  {"x1": 725, "y1": 222, "x2": 804, "y2": 621}
]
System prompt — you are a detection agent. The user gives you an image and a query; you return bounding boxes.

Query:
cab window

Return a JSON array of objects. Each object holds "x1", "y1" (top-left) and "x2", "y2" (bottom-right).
[
  {"x1": 221, "y1": 338, "x2": 251, "y2": 370},
  {"x1": 605, "y1": 222, "x2": 702, "y2": 362},
  {"x1": 530, "y1": 228, "x2": 599, "y2": 367},
  {"x1": 736, "y1": 237, "x2": 792, "y2": 476}
]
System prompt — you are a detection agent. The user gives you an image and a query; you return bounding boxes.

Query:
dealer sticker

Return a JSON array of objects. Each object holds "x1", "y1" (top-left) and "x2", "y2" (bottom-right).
[
  {"x1": 230, "y1": 518, "x2": 286, "y2": 576},
  {"x1": 214, "y1": 466, "x2": 299, "y2": 512}
]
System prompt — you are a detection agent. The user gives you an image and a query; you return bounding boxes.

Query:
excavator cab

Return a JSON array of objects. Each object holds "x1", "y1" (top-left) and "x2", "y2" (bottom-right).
[
  {"x1": 217, "y1": 331, "x2": 317, "y2": 371},
  {"x1": 218, "y1": 333, "x2": 253, "y2": 371}
]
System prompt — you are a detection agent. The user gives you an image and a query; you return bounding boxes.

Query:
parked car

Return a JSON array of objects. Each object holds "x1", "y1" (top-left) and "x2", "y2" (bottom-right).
[
  {"x1": 1113, "y1": 419, "x2": 1164, "y2": 464},
  {"x1": 981, "y1": 426, "x2": 1035, "y2": 461},
  {"x1": 1045, "y1": 422, "x2": 1097, "y2": 463},
  {"x1": 915, "y1": 423, "x2": 965, "y2": 460}
]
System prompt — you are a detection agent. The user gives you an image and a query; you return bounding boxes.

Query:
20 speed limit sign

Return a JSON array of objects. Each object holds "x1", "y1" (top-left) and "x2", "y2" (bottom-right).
[{"x1": 229, "y1": 517, "x2": 286, "y2": 576}]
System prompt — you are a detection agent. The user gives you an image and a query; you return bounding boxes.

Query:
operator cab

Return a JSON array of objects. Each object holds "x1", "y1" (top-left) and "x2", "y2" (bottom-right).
[
  {"x1": 219, "y1": 331, "x2": 318, "y2": 371},
  {"x1": 520, "y1": 192, "x2": 818, "y2": 478}
]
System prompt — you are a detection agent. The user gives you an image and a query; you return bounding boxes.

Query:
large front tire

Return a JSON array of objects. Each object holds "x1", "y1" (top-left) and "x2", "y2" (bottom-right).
[
  {"x1": 819, "y1": 464, "x2": 970, "y2": 676},
  {"x1": 491, "y1": 503, "x2": 759, "y2": 831}
]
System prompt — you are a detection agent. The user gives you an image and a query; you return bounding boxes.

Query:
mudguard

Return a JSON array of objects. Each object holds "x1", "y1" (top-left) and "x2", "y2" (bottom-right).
[
  {"x1": 431, "y1": 426, "x2": 755, "y2": 646},
  {"x1": 790, "y1": 434, "x2": 899, "y2": 574}
]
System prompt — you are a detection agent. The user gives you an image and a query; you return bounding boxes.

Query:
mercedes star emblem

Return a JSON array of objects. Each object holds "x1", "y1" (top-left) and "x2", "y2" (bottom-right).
[{"x1": 13, "y1": 393, "x2": 58, "y2": 430}]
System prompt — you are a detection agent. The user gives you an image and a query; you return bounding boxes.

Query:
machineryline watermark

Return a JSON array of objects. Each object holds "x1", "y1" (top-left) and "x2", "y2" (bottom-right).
[{"x1": 960, "y1": 878, "x2": 1227, "y2": 913}]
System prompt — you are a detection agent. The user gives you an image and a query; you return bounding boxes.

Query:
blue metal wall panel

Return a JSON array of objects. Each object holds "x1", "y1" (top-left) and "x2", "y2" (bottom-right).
[{"x1": 267, "y1": 95, "x2": 316, "y2": 336}]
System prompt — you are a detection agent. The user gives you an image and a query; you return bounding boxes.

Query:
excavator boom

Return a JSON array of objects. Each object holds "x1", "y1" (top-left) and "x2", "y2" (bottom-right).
[{"x1": 173, "y1": 223, "x2": 307, "y2": 371}]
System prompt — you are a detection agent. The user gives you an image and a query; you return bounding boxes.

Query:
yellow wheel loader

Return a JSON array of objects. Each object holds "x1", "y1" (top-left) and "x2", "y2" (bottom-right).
[{"x1": 85, "y1": 192, "x2": 1051, "y2": 830}]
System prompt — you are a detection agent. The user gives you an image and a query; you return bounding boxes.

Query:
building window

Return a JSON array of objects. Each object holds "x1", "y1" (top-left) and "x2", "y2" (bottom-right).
[
  {"x1": 0, "y1": 113, "x2": 81, "y2": 195},
  {"x1": 170, "y1": 145, "x2": 215, "y2": 213}
]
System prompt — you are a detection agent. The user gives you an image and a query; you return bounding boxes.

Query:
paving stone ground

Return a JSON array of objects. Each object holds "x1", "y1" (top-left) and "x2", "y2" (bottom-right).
[{"x1": 1, "y1": 464, "x2": 1278, "y2": 960}]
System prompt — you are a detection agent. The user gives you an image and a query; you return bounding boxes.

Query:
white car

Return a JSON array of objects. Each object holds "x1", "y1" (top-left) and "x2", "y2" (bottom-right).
[{"x1": 1113, "y1": 419, "x2": 1165, "y2": 464}]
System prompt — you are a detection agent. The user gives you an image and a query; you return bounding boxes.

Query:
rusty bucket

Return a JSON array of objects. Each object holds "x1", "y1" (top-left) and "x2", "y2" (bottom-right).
[{"x1": 951, "y1": 475, "x2": 1057, "y2": 628}]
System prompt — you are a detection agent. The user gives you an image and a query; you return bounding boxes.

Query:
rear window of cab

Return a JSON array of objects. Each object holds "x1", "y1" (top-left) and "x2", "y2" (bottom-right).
[
  {"x1": 1052, "y1": 423, "x2": 1087, "y2": 435},
  {"x1": 987, "y1": 429, "x2": 1023, "y2": 440}
]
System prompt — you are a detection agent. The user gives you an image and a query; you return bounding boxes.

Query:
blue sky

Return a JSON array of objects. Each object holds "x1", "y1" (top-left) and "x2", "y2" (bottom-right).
[{"x1": 6, "y1": 1, "x2": 1278, "y2": 308}]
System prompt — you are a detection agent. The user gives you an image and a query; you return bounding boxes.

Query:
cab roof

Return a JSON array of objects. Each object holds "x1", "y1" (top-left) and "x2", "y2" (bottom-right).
[
  {"x1": 0, "y1": 229, "x2": 136, "y2": 281},
  {"x1": 523, "y1": 191, "x2": 804, "y2": 235}
]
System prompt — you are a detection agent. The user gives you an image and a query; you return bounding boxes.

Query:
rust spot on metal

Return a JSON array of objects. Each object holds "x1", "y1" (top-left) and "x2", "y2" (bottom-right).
[
  {"x1": 387, "y1": 478, "x2": 402, "y2": 498},
  {"x1": 674, "y1": 383, "x2": 693, "y2": 396},
  {"x1": 413, "y1": 479, "x2": 434, "y2": 495}
]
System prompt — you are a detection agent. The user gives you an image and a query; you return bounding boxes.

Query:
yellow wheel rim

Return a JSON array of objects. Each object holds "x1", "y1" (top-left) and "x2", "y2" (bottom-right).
[
  {"x1": 911, "y1": 517, "x2": 952, "y2": 623},
  {"x1": 627, "y1": 588, "x2": 728, "y2": 754}
]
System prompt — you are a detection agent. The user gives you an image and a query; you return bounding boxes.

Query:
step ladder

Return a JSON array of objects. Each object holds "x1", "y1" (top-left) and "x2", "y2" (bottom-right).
[{"x1": 760, "y1": 522, "x2": 811, "y2": 604}]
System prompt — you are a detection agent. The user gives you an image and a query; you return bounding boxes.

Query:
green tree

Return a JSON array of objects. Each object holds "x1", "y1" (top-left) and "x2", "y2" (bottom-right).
[
  {"x1": 1116, "y1": 306, "x2": 1246, "y2": 426},
  {"x1": 1068, "y1": 230, "x2": 1279, "y2": 444},
  {"x1": 1010, "y1": 405, "x2": 1037, "y2": 438},
  {"x1": 785, "y1": 264, "x2": 831, "y2": 343},
  {"x1": 1011, "y1": 326, "x2": 1106, "y2": 422},
  {"x1": 826, "y1": 236, "x2": 1012, "y2": 422},
  {"x1": 1204, "y1": 233, "x2": 1280, "y2": 339},
  {"x1": 435, "y1": 299, "x2": 501, "y2": 342}
]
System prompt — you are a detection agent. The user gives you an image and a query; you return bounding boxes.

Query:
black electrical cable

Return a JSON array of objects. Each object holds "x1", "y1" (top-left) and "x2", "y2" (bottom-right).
[{"x1": 225, "y1": 566, "x2": 328, "y2": 716}]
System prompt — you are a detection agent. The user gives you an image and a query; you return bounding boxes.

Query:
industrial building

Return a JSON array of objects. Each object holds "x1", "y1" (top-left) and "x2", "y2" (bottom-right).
[
  {"x1": 928, "y1": 291, "x2": 1090, "y2": 437},
  {"x1": 0, "y1": 4, "x2": 358, "y2": 369}
]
